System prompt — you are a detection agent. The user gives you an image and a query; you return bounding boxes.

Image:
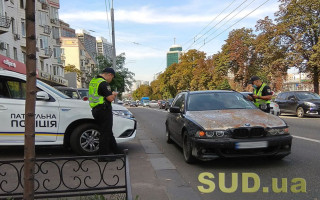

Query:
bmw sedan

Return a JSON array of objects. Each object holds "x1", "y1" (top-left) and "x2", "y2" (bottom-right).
[{"x1": 165, "y1": 90, "x2": 292, "y2": 163}]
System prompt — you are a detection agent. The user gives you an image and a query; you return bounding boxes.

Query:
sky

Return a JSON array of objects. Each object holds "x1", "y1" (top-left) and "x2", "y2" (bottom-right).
[{"x1": 59, "y1": 0, "x2": 281, "y2": 83}]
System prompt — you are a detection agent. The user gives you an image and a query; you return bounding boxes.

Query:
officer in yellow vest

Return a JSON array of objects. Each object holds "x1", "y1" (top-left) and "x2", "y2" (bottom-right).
[
  {"x1": 88, "y1": 67, "x2": 119, "y2": 161},
  {"x1": 247, "y1": 76, "x2": 272, "y2": 113}
]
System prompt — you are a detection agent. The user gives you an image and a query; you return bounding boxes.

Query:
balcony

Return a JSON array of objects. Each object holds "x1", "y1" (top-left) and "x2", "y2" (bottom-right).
[
  {"x1": 0, "y1": 16, "x2": 11, "y2": 34},
  {"x1": 39, "y1": 47, "x2": 53, "y2": 59},
  {"x1": 43, "y1": 25, "x2": 51, "y2": 34}
]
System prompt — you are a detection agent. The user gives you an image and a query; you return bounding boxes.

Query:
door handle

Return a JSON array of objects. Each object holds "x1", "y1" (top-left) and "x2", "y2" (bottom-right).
[{"x1": 0, "y1": 105, "x2": 8, "y2": 110}]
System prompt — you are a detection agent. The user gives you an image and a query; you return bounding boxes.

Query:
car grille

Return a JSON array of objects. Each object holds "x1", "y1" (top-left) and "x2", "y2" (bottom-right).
[{"x1": 231, "y1": 127, "x2": 266, "y2": 139}]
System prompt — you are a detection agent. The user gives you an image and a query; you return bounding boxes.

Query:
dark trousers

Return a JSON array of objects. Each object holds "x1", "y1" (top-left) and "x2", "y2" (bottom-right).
[{"x1": 92, "y1": 105, "x2": 118, "y2": 155}]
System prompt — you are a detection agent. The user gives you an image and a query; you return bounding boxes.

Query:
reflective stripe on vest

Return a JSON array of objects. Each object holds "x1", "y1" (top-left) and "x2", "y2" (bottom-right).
[
  {"x1": 88, "y1": 78, "x2": 106, "y2": 108},
  {"x1": 253, "y1": 83, "x2": 271, "y2": 107}
]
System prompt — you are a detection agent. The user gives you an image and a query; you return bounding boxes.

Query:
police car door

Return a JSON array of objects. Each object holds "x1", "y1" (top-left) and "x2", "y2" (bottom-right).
[{"x1": 0, "y1": 76, "x2": 59, "y2": 143}]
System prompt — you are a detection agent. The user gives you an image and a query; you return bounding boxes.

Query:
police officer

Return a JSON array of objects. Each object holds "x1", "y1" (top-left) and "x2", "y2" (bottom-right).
[
  {"x1": 247, "y1": 76, "x2": 272, "y2": 113},
  {"x1": 88, "y1": 67, "x2": 119, "y2": 161}
]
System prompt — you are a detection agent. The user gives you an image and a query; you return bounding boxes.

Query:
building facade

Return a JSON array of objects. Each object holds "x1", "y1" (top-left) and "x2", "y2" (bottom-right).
[
  {"x1": 60, "y1": 37, "x2": 95, "y2": 88},
  {"x1": 166, "y1": 44, "x2": 182, "y2": 68},
  {"x1": 96, "y1": 36, "x2": 112, "y2": 60},
  {"x1": 0, "y1": 0, "x2": 67, "y2": 86},
  {"x1": 76, "y1": 29, "x2": 97, "y2": 64}
]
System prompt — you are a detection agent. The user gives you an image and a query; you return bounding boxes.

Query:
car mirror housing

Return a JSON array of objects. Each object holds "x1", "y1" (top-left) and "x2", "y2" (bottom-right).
[
  {"x1": 36, "y1": 91, "x2": 50, "y2": 100},
  {"x1": 170, "y1": 106, "x2": 181, "y2": 113}
]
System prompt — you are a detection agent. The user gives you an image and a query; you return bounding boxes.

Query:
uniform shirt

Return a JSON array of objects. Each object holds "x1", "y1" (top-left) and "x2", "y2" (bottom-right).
[
  {"x1": 97, "y1": 75, "x2": 113, "y2": 107},
  {"x1": 254, "y1": 83, "x2": 272, "y2": 101}
]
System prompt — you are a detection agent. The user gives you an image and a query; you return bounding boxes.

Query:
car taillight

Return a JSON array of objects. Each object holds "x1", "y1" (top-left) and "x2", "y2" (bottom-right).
[{"x1": 82, "y1": 96, "x2": 88, "y2": 101}]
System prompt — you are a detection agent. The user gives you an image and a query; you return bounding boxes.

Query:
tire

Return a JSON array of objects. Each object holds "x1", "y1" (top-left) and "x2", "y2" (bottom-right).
[
  {"x1": 296, "y1": 107, "x2": 304, "y2": 118},
  {"x1": 182, "y1": 132, "x2": 196, "y2": 164},
  {"x1": 166, "y1": 128, "x2": 173, "y2": 144},
  {"x1": 70, "y1": 123, "x2": 100, "y2": 156}
]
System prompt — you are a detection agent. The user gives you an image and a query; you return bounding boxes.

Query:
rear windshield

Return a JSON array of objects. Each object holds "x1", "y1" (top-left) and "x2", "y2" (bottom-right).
[{"x1": 187, "y1": 92, "x2": 257, "y2": 111}]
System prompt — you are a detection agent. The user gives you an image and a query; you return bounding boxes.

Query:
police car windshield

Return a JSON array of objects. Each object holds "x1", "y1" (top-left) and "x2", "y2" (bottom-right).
[{"x1": 37, "y1": 80, "x2": 71, "y2": 99}]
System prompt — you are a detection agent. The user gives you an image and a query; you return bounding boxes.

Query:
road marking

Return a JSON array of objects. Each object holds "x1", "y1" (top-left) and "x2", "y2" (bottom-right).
[{"x1": 293, "y1": 135, "x2": 320, "y2": 144}]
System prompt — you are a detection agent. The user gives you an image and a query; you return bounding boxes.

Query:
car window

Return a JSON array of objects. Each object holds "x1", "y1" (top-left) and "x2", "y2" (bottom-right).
[
  {"x1": 37, "y1": 81, "x2": 70, "y2": 98},
  {"x1": 187, "y1": 92, "x2": 256, "y2": 111},
  {"x1": 295, "y1": 92, "x2": 320, "y2": 100},
  {"x1": 172, "y1": 94, "x2": 185, "y2": 109},
  {"x1": 7, "y1": 80, "x2": 27, "y2": 99},
  {"x1": 78, "y1": 89, "x2": 88, "y2": 98},
  {"x1": 287, "y1": 93, "x2": 296, "y2": 100},
  {"x1": 0, "y1": 80, "x2": 10, "y2": 98},
  {"x1": 281, "y1": 93, "x2": 289, "y2": 100}
]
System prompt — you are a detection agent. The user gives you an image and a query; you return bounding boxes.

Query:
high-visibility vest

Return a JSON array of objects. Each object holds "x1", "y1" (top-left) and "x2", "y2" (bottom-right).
[
  {"x1": 253, "y1": 83, "x2": 271, "y2": 108},
  {"x1": 88, "y1": 77, "x2": 106, "y2": 108}
]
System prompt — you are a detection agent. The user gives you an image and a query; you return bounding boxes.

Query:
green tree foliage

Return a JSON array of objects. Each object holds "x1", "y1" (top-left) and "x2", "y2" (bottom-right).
[
  {"x1": 273, "y1": 0, "x2": 320, "y2": 93},
  {"x1": 64, "y1": 64, "x2": 82, "y2": 82},
  {"x1": 93, "y1": 54, "x2": 135, "y2": 96},
  {"x1": 132, "y1": 84, "x2": 152, "y2": 100}
]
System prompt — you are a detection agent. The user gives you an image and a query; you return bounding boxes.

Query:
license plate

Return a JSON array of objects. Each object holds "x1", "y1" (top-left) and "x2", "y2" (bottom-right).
[{"x1": 235, "y1": 141, "x2": 268, "y2": 149}]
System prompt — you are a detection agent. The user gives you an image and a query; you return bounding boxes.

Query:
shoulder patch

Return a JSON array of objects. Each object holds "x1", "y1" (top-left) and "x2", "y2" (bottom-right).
[
  {"x1": 107, "y1": 86, "x2": 111, "y2": 91},
  {"x1": 267, "y1": 89, "x2": 271, "y2": 93}
]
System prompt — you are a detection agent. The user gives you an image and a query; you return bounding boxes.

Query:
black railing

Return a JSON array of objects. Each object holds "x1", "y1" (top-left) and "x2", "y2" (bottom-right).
[
  {"x1": 0, "y1": 151, "x2": 132, "y2": 200},
  {"x1": 0, "y1": 16, "x2": 11, "y2": 28}
]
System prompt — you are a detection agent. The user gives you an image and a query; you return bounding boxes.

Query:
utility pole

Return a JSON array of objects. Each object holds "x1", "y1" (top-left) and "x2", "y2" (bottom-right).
[
  {"x1": 24, "y1": 0, "x2": 37, "y2": 199},
  {"x1": 111, "y1": 0, "x2": 116, "y2": 70}
]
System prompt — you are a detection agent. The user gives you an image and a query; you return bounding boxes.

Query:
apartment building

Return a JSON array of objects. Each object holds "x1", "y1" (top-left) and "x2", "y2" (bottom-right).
[
  {"x1": 96, "y1": 36, "x2": 112, "y2": 60},
  {"x1": 0, "y1": 0, "x2": 67, "y2": 86}
]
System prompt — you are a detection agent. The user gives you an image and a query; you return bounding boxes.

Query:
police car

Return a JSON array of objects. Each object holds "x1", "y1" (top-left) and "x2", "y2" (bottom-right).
[{"x1": 0, "y1": 69, "x2": 136, "y2": 155}]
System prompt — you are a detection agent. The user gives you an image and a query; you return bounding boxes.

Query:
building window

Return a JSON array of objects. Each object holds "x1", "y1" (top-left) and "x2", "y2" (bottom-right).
[
  {"x1": 39, "y1": 11, "x2": 47, "y2": 26},
  {"x1": 50, "y1": 7, "x2": 59, "y2": 20},
  {"x1": 6, "y1": 44, "x2": 10, "y2": 57},
  {"x1": 53, "y1": 65, "x2": 57, "y2": 75},
  {"x1": 40, "y1": 60, "x2": 44, "y2": 71},
  {"x1": 11, "y1": 18, "x2": 15, "y2": 34},
  {"x1": 52, "y1": 27, "x2": 60, "y2": 39},
  {"x1": 13, "y1": 47, "x2": 17, "y2": 60},
  {"x1": 39, "y1": 36, "x2": 48, "y2": 49},
  {"x1": 21, "y1": 21, "x2": 26, "y2": 36},
  {"x1": 20, "y1": 0, "x2": 24, "y2": 9},
  {"x1": 22, "y1": 51, "x2": 26, "y2": 63},
  {"x1": 46, "y1": 63, "x2": 49, "y2": 72}
]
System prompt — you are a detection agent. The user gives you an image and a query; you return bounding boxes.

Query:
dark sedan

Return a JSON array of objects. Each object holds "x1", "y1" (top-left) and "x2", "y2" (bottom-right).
[
  {"x1": 275, "y1": 91, "x2": 320, "y2": 118},
  {"x1": 165, "y1": 90, "x2": 292, "y2": 163},
  {"x1": 164, "y1": 98, "x2": 174, "y2": 110}
]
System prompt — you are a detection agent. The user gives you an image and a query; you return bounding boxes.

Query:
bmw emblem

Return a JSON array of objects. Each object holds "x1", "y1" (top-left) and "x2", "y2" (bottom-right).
[{"x1": 245, "y1": 123, "x2": 251, "y2": 127}]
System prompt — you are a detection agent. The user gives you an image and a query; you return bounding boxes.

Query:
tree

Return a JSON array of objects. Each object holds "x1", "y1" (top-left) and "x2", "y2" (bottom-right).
[
  {"x1": 273, "y1": 0, "x2": 320, "y2": 93},
  {"x1": 64, "y1": 64, "x2": 83, "y2": 82}
]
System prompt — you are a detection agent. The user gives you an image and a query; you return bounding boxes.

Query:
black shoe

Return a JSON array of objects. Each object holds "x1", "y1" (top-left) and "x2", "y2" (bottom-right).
[{"x1": 98, "y1": 156, "x2": 116, "y2": 162}]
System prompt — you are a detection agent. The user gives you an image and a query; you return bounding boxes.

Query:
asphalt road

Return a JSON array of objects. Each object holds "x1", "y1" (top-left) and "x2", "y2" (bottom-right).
[{"x1": 129, "y1": 107, "x2": 320, "y2": 200}]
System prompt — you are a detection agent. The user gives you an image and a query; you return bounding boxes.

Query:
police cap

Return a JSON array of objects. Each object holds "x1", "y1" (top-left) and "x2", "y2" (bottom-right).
[
  {"x1": 102, "y1": 67, "x2": 116, "y2": 77},
  {"x1": 248, "y1": 76, "x2": 260, "y2": 84}
]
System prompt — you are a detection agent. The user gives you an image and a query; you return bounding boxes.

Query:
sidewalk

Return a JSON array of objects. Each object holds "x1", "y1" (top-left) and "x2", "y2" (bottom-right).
[{"x1": 126, "y1": 127, "x2": 201, "y2": 200}]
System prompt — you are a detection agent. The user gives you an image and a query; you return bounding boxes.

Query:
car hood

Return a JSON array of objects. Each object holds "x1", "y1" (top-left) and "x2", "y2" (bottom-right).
[
  {"x1": 306, "y1": 99, "x2": 320, "y2": 105},
  {"x1": 186, "y1": 109, "x2": 285, "y2": 130}
]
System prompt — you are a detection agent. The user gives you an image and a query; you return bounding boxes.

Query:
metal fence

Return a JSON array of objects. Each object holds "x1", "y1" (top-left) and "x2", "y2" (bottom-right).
[{"x1": 0, "y1": 151, "x2": 132, "y2": 200}]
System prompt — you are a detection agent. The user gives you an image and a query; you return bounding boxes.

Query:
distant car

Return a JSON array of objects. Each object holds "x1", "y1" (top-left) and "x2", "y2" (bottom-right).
[
  {"x1": 130, "y1": 101, "x2": 138, "y2": 107},
  {"x1": 117, "y1": 100, "x2": 124, "y2": 105},
  {"x1": 54, "y1": 86, "x2": 81, "y2": 99},
  {"x1": 275, "y1": 91, "x2": 320, "y2": 118},
  {"x1": 166, "y1": 90, "x2": 292, "y2": 163},
  {"x1": 159, "y1": 100, "x2": 166, "y2": 109},
  {"x1": 165, "y1": 98, "x2": 174, "y2": 110},
  {"x1": 240, "y1": 92, "x2": 280, "y2": 116},
  {"x1": 77, "y1": 88, "x2": 89, "y2": 101},
  {"x1": 149, "y1": 100, "x2": 158, "y2": 108}
]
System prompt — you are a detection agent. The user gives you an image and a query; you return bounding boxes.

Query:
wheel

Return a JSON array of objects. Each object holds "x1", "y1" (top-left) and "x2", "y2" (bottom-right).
[
  {"x1": 296, "y1": 107, "x2": 304, "y2": 118},
  {"x1": 166, "y1": 128, "x2": 173, "y2": 144},
  {"x1": 182, "y1": 132, "x2": 196, "y2": 163},
  {"x1": 70, "y1": 123, "x2": 100, "y2": 155}
]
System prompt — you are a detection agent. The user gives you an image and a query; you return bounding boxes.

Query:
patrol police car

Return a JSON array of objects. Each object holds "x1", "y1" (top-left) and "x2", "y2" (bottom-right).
[{"x1": 0, "y1": 69, "x2": 136, "y2": 155}]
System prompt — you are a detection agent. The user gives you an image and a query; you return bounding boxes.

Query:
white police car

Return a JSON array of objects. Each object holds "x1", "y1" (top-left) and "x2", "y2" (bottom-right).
[{"x1": 0, "y1": 69, "x2": 136, "y2": 155}]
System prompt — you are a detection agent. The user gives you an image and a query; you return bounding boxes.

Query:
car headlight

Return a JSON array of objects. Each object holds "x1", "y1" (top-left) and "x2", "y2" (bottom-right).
[
  {"x1": 195, "y1": 130, "x2": 228, "y2": 138},
  {"x1": 305, "y1": 102, "x2": 316, "y2": 107},
  {"x1": 112, "y1": 110, "x2": 135, "y2": 119},
  {"x1": 267, "y1": 127, "x2": 289, "y2": 136}
]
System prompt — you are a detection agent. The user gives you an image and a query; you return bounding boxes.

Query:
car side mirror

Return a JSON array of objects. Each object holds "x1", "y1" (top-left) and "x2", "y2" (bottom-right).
[
  {"x1": 170, "y1": 106, "x2": 181, "y2": 113},
  {"x1": 36, "y1": 91, "x2": 50, "y2": 100}
]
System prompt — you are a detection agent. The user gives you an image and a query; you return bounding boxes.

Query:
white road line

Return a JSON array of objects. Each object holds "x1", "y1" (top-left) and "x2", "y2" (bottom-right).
[{"x1": 293, "y1": 135, "x2": 320, "y2": 144}]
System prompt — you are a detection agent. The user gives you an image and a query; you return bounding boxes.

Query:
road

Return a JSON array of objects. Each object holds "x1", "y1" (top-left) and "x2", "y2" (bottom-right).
[{"x1": 129, "y1": 107, "x2": 320, "y2": 200}]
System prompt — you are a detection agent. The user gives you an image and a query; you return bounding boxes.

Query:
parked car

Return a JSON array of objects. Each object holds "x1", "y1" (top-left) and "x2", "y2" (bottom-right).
[
  {"x1": 165, "y1": 90, "x2": 292, "y2": 163},
  {"x1": 130, "y1": 101, "x2": 138, "y2": 107},
  {"x1": 77, "y1": 88, "x2": 89, "y2": 101},
  {"x1": 149, "y1": 100, "x2": 158, "y2": 108},
  {"x1": 159, "y1": 100, "x2": 166, "y2": 109},
  {"x1": 275, "y1": 91, "x2": 320, "y2": 118},
  {"x1": 240, "y1": 92, "x2": 280, "y2": 116},
  {"x1": 54, "y1": 86, "x2": 81, "y2": 99},
  {"x1": 0, "y1": 69, "x2": 136, "y2": 156},
  {"x1": 164, "y1": 98, "x2": 174, "y2": 110}
]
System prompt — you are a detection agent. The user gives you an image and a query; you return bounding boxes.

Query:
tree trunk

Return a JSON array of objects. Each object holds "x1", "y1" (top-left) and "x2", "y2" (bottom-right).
[
  {"x1": 313, "y1": 66, "x2": 319, "y2": 94},
  {"x1": 24, "y1": 0, "x2": 37, "y2": 199}
]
